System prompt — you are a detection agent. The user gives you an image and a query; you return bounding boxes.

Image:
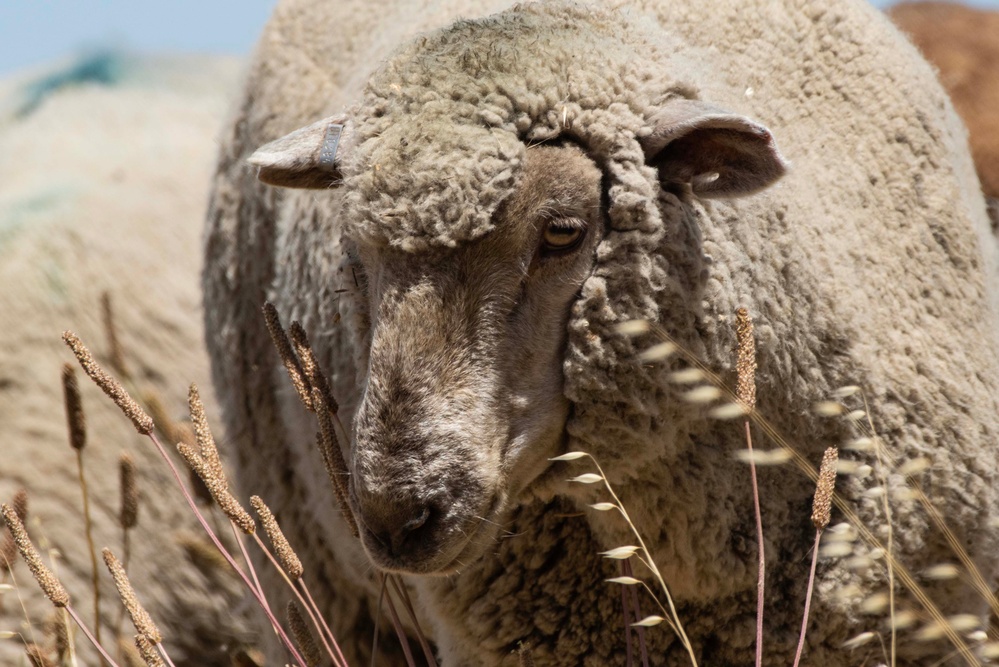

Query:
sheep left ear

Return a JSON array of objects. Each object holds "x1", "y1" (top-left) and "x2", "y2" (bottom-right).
[
  {"x1": 640, "y1": 100, "x2": 787, "y2": 198},
  {"x1": 248, "y1": 115, "x2": 347, "y2": 189}
]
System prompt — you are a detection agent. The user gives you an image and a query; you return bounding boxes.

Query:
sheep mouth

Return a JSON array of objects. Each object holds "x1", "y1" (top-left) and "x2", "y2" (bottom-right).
[{"x1": 363, "y1": 494, "x2": 506, "y2": 576}]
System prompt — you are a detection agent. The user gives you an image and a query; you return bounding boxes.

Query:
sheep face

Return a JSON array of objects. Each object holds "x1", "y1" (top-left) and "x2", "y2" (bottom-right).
[
  {"x1": 249, "y1": 96, "x2": 786, "y2": 573},
  {"x1": 346, "y1": 143, "x2": 604, "y2": 573}
]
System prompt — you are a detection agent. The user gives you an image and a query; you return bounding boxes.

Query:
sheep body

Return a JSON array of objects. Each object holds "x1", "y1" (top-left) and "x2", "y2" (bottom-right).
[
  {"x1": 0, "y1": 55, "x2": 251, "y2": 667},
  {"x1": 204, "y1": 1, "x2": 999, "y2": 665}
]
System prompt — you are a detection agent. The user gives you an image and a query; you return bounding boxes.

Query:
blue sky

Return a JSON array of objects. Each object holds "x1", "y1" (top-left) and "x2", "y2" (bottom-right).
[{"x1": 2, "y1": 1, "x2": 998, "y2": 76}]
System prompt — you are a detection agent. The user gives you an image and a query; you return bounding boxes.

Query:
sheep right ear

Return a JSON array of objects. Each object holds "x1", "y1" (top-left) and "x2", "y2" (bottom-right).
[{"x1": 248, "y1": 116, "x2": 347, "y2": 189}]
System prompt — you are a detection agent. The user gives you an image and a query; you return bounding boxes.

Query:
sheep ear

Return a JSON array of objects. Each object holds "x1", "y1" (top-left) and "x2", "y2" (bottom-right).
[
  {"x1": 248, "y1": 116, "x2": 347, "y2": 189},
  {"x1": 641, "y1": 100, "x2": 787, "y2": 198}
]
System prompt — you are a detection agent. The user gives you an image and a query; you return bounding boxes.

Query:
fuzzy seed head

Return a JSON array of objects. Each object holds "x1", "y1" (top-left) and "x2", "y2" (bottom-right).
[
  {"x1": 289, "y1": 321, "x2": 339, "y2": 414},
  {"x1": 287, "y1": 601, "x2": 321, "y2": 667},
  {"x1": 1, "y1": 503, "x2": 69, "y2": 607},
  {"x1": 62, "y1": 331, "x2": 153, "y2": 434},
  {"x1": 119, "y1": 452, "x2": 139, "y2": 530},
  {"x1": 134, "y1": 634, "x2": 165, "y2": 667},
  {"x1": 251, "y1": 496, "x2": 303, "y2": 580},
  {"x1": 263, "y1": 303, "x2": 313, "y2": 411},
  {"x1": 735, "y1": 307, "x2": 757, "y2": 409},
  {"x1": 103, "y1": 548, "x2": 162, "y2": 644},
  {"x1": 314, "y1": 388, "x2": 359, "y2": 538},
  {"x1": 61, "y1": 364, "x2": 87, "y2": 450},
  {"x1": 182, "y1": 385, "x2": 255, "y2": 534},
  {"x1": 812, "y1": 447, "x2": 839, "y2": 530},
  {"x1": 101, "y1": 291, "x2": 130, "y2": 380},
  {"x1": 518, "y1": 643, "x2": 536, "y2": 667}
]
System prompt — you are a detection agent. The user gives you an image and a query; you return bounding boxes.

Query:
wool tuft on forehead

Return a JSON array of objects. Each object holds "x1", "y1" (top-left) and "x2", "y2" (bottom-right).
[{"x1": 339, "y1": 2, "x2": 691, "y2": 251}]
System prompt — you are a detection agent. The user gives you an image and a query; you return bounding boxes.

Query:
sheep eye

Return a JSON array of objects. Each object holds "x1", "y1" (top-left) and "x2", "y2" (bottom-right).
[{"x1": 541, "y1": 220, "x2": 585, "y2": 253}]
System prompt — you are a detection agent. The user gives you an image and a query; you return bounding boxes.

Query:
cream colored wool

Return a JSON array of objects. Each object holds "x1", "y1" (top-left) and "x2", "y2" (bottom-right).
[
  {"x1": 0, "y1": 56, "x2": 252, "y2": 666},
  {"x1": 204, "y1": 1, "x2": 999, "y2": 665}
]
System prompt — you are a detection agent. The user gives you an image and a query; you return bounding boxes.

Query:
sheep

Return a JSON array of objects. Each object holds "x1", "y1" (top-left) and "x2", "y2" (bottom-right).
[
  {"x1": 0, "y1": 54, "x2": 253, "y2": 666},
  {"x1": 888, "y1": 1, "x2": 999, "y2": 226},
  {"x1": 203, "y1": 0, "x2": 999, "y2": 664}
]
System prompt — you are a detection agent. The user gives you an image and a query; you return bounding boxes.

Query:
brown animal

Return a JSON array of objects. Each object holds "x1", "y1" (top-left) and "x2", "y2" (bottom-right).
[{"x1": 890, "y1": 1, "x2": 999, "y2": 221}]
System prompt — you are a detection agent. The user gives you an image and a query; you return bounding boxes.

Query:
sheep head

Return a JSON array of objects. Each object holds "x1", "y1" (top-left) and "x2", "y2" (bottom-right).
[{"x1": 249, "y1": 99, "x2": 785, "y2": 574}]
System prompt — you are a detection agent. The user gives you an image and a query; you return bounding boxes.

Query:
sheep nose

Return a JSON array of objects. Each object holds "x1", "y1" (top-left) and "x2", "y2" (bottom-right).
[{"x1": 356, "y1": 494, "x2": 438, "y2": 558}]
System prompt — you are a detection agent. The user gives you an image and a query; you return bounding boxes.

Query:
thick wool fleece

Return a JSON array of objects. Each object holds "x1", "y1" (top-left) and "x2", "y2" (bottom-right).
[
  {"x1": 0, "y1": 56, "x2": 253, "y2": 667},
  {"x1": 204, "y1": 1, "x2": 999, "y2": 665}
]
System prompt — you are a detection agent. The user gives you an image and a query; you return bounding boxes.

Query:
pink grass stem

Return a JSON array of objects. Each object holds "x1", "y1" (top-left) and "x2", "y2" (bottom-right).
[
  {"x1": 157, "y1": 642, "x2": 178, "y2": 667},
  {"x1": 299, "y1": 578, "x2": 349, "y2": 667},
  {"x1": 792, "y1": 530, "x2": 822, "y2": 667},
  {"x1": 744, "y1": 420, "x2": 765, "y2": 667},
  {"x1": 382, "y1": 573, "x2": 417, "y2": 667},
  {"x1": 389, "y1": 574, "x2": 437, "y2": 667},
  {"x1": 231, "y1": 523, "x2": 271, "y2": 619},
  {"x1": 65, "y1": 603, "x2": 120, "y2": 667},
  {"x1": 247, "y1": 530, "x2": 344, "y2": 667},
  {"x1": 144, "y1": 432, "x2": 307, "y2": 667}
]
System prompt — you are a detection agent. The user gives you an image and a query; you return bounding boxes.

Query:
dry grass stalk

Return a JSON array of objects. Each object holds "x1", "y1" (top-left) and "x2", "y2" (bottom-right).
[
  {"x1": 63, "y1": 362, "x2": 103, "y2": 654},
  {"x1": 263, "y1": 302, "x2": 313, "y2": 410},
  {"x1": 793, "y1": 446, "x2": 840, "y2": 667},
  {"x1": 387, "y1": 575, "x2": 438, "y2": 667},
  {"x1": 102, "y1": 548, "x2": 162, "y2": 645},
  {"x1": 101, "y1": 291, "x2": 131, "y2": 380},
  {"x1": 178, "y1": 384, "x2": 255, "y2": 534},
  {"x1": 25, "y1": 643, "x2": 55, "y2": 667},
  {"x1": 250, "y1": 496, "x2": 303, "y2": 580},
  {"x1": 313, "y1": 388, "x2": 359, "y2": 538},
  {"x1": 62, "y1": 332, "x2": 153, "y2": 435},
  {"x1": 287, "y1": 601, "x2": 322, "y2": 667},
  {"x1": 289, "y1": 321, "x2": 339, "y2": 413},
  {"x1": 119, "y1": 453, "x2": 139, "y2": 531},
  {"x1": 133, "y1": 634, "x2": 165, "y2": 667},
  {"x1": 61, "y1": 365, "x2": 87, "y2": 451},
  {"x1": 1, "y1": 503, "x2": 69, "y2": 607}
]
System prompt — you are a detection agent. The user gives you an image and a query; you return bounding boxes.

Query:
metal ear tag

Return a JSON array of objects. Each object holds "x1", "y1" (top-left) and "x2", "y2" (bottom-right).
[{"x1": 319, "y1": 123, "x2": 343, "y2": 169}]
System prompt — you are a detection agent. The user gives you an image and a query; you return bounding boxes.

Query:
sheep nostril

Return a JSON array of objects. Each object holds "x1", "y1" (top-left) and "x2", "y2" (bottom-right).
[
  {"x1": 402, "y1": 506, "x2": 431, "y2": 534},
  {"x1": 387, "y1": 505, "x2": 434, "y2": 556}
]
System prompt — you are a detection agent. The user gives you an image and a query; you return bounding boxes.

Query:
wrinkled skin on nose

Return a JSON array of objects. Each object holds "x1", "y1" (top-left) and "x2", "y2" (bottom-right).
[{"x1": 348, "y1": 144, "x2": 606, "y2": 574}]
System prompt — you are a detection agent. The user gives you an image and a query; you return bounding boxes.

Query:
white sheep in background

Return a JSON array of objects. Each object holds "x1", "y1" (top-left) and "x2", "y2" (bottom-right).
[
  {"x1": 0, "y1": 54, "x2": 253, "y2": 666},
  {"x1": 204, "y1": 0, "x2": 999, "y2": 664}
]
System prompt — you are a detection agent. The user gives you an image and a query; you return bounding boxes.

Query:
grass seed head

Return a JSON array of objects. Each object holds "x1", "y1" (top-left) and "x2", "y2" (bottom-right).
[
  {"x1": 518, "y1": 642, "x2": 536, "y2": 667},
  {"x1": 134, "y1": 634, "x2": 165, "y2": 667},
  {"x1": 812, "y1": 447, "x2": 838, "y2": 530},
  {"x1": 262, "y1": 302, "x2": 313, "y2": 411},
  {"x1": 314, "y1": 388, "x2": 359, "y2": 538},
  {"x1": 735, "y1": 307, "x2": 757, "y2": 409},
  {"x1": 119, "y1": 452, "x2": 139, "y2": 529},
  {"x1": 62, "y1": 331, "x2": 153, "y2": 434},
  {"x1": 101, "y1": 291, "x2": 130, "y2": 380},
  {"x1": 1, "y1": 503, "x2": 69, "y2": 607},
  {"x1": 287, "y1": 600, "x2": 321, "y2": 667},
  {"x1": 60, "y1": 364, "x2": 87, "y2": 450},
  {"x1": 251, "y1": 496, "x2": 303, "y2": 580},
  {"x1": 289, "y1": 321, "x2": 340, "y2": 414},
  {"x1": 103, "y1": 548, "x2": 162, "y2": 644}
]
